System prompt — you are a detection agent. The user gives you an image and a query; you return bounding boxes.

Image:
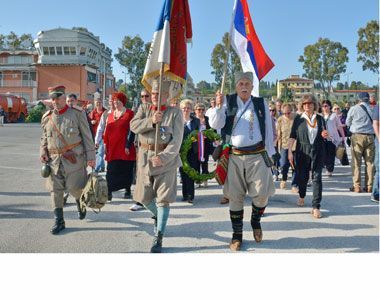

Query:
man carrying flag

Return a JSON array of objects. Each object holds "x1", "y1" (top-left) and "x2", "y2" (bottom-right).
[
  {"x1": 131, "y1": 0, "x2": 192, "y2": 253},
  {"x1": 209, "y1": 0, "x2": 275, "y2": 251}
]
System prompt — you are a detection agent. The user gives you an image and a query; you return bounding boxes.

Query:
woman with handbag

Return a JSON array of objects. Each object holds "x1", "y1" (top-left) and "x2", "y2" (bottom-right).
[
  {"x1": 333, "y1": 104, "x2": 349, "y2": 165},
  {"x1": 321, "y1": 100, "x2": 346, "y2": 176}
]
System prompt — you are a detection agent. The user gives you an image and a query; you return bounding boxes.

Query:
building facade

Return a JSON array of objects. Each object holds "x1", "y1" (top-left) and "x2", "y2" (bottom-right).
[
  {"x1": 0, "y1": 50, "x2": 38, "y2": 103},
  {"x1": 0, "y1": 28, "x2": 115, "y2": 103},
  {"x1": 277, "y1": 75, "x2": 314, "y2": 101}
]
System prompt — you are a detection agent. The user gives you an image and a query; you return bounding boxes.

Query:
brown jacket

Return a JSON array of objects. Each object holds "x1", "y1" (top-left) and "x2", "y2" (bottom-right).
[
  {"x1": 130, "y1": 103, "x2": 184, "y2": 177},
  {"x1": 40, "y1": 106, "x2": 96, "y2": 175}
]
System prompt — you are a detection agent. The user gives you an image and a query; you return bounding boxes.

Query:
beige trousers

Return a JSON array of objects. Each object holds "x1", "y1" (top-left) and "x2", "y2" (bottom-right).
[
  {"x1": 350, "y1": 133, "x2": 375, "y2": 189},
  {"x1": 46, "y1": 162, "x2": 87, "y2": 208},
  {"x1": 224, "y1": 153, "x2": 275, "y2": 211}
]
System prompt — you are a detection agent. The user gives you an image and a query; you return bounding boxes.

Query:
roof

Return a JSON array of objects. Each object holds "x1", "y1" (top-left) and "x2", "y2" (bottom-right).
[
  {"x1": 279, "y1": 77, "x2": 313, "y2": 83},
  {"x1": 333, "y1": 89, "x2": 376, "y2": 93}
]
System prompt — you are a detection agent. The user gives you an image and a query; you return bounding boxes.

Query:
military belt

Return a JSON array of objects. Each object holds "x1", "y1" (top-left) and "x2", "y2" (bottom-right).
[
  {"x1": 48, "y1": 141, "x2": 81, "y2": 155},
  {"x1": 139, "y1": 143, "x2": 168, "y2": 151}
]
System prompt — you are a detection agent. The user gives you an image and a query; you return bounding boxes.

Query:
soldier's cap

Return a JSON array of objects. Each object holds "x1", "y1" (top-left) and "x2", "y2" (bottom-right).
[
  {"x1": 358, "y1": 92, "x2": 370, "y2": 103},
  {"x1": 151, "y1": 79, "x2": 171, "y2": 94},
  {"x1": 235, "y1": 71, "x2": 253, "y2": 84},
  {"x1": 48, "y1": 85, "x2": 66, "y2": 98}
]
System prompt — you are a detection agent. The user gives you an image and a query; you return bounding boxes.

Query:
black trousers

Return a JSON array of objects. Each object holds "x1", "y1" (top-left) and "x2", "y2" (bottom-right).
[
  {"x1": 179, "y1": 153, "x2": 197, "y2": 200},
  {"x1": 296, "y1": 154, "x2": 323, "y2": 209},
  {"x1": 324, "y1": 141, "x2": 336, "y2": 172},
  {"x1": 106, "y1": 160, "x2": 135, "y2": 193}
]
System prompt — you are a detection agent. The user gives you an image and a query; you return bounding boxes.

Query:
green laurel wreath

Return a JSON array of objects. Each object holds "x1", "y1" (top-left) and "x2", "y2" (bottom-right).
[{"x1": 180, "y1": 129, "x2": 221, "y2": 183}]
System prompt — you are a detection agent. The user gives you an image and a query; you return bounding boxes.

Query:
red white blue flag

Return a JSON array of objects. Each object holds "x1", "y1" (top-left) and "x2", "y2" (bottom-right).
[
  {"x1": 231, "y1": 0, "x2": 274, "y2": 96},
  {"x1": 142, "y1": 0, "x2": 192, "y2": 100}
]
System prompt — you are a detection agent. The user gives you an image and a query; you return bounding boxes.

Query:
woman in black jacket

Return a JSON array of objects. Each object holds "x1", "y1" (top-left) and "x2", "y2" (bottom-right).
[
  {"x1": 288, "y1": 95, "x2": 329, "y2": 218},
  {"x1": 179, "y1": 99, "x2": 200, "y2": 204}
]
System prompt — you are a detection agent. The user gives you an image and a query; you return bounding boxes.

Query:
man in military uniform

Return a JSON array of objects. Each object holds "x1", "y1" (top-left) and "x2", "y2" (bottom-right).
[
  {"x1": 40, "y1": 85, "x2": 96, "y2": 234},
  {"x1": 130, "y1": 80, "x2": 184, "y2": 253}
]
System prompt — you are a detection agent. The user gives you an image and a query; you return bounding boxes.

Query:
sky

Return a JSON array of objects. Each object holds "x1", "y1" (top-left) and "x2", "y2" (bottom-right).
[{"x1": 1, "y1": 0, "x2": 378, "y2": 87}]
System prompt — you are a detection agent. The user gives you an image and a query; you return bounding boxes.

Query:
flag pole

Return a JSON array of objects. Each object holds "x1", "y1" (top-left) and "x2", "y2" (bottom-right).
[
  {"x1": 220, "y1": 0, "x2": 236, "y2": 100},
  {"x1": 154, "y1": 63, "x2": 165, "y2": 155}
]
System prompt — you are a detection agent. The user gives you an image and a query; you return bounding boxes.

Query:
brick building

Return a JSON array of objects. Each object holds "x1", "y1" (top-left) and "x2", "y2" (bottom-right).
[{"x1": 0, "y1": 28, "x2": 115, "y2": 104}]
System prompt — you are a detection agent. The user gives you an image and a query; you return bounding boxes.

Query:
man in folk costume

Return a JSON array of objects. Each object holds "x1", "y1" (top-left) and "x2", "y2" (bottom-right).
[
  {"x1": 209, "y1": 71, "x2": 276, "y2": 251},
  {"x1": 130, "y1": 80, "x2": 184, "y2": 253},
  {"x1": 40, "y1": 86, "x2": 96, "y2": 234}
]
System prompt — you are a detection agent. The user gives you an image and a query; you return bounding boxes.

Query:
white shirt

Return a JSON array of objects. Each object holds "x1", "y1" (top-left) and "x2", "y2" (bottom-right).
[
  {"x1": 95, "y1": 110, "x2": 110, "y2": 144},
  {"x1": 324, "y1": 112, "x2": 343, "y2": 146},
  {"x1": 208, "y1": 95, "x2": 275, "y2": 156},
  {"x1": 301, "y1": 113, "x2": 318, "y2": 145}
]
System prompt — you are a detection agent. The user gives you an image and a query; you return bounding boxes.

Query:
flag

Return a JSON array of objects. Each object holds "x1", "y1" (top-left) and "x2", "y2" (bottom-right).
[
  {"x1": 231, "y1": 0, "x2": 274, "y2": 96},
  {"x1": 142, "y1": 0, "x2": 192, "y2": 100}
]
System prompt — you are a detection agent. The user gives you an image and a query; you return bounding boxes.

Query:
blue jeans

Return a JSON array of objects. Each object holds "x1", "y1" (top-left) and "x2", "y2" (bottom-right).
[
  {"x1": 280, "y1": 148, "x2": 297, "y2": 186},
  {"x1": 373, "y1": 138, "x2": 379, "y2": 199},
  {"x1": 95, "y1": 140, "x2": 105, "y2": 172}
]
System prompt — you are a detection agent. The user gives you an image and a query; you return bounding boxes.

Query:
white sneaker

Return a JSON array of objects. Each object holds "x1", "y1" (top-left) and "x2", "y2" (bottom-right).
[{"x1": 130, "y1": 203, "x2": 145, "y2": 211}]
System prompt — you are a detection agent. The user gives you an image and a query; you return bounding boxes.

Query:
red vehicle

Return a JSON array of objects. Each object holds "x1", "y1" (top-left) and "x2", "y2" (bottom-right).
[{"x1": 0, "y1": 94, "x2": 28, "y2": 122}]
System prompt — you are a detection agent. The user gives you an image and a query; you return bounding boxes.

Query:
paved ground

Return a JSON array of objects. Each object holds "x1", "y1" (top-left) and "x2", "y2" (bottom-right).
[{"x1": 0, "y1": 124, "x2": 378, "y2": 253}]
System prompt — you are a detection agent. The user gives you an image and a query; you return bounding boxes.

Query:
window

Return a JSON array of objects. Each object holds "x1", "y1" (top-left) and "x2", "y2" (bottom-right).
[
  {"x1": 43, "y1": 47, "x2": 49, "y2": 55},
  {"x1": 106, "y1": 79, "x2": 113, "y2": 88},
  {"x1": 87, "y1": 71, "x2": 97, "y2": 83},
  {"x1": 70, "y1": 47, "x2": 76, "y2": 55},
  {"x1": 80, "y1": 47, "x2": 86, "y2": 56},
  {"x1": 56, "y1": 47, "x2": 63, "y2": 55},
  {"x1": 49, "y1": 47, "x2": 56, "y2": 55},
  {"x1": 64, "y1": 47, "x2": 70, "y2": 55}
]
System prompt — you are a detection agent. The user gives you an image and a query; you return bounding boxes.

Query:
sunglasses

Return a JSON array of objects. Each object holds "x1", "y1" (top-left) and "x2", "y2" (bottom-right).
[
  {"x1": 322, "y1": 105, "x2": 330, "y2": 108},
  {"x1": 141, "y1": 95, "x2": 149, "y2": 98},
  {"x1": 269, "y1": 109, "x2": 275, "y2": 112},
  {"x1": 196, "y1": 108, "x2": 205, "y2": 111}
]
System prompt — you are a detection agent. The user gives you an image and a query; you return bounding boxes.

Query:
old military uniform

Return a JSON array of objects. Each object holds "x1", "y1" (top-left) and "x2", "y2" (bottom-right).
[
  {"x1": 40, "y1": 86, "x2": 95, "y2": 234},
  {"x1": 130, "y1": 80, "x2": 184, "y2": 252}
]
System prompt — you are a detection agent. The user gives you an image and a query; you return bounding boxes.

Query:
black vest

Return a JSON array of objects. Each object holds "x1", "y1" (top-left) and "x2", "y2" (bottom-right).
[{"x1": 221, "y1": 94, "x2": 266, "y2": 145}]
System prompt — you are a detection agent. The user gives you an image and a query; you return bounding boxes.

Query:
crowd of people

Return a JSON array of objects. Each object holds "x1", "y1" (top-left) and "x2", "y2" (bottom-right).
[{"x1": 38, "y1": 73, "x2": 379, "y2": 253}]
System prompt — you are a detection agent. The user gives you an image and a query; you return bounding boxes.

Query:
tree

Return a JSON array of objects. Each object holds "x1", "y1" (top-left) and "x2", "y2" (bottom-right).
[
  {"x1": 350, "y1": 81, "x2": 358, "y2": 90},
  {"x1": 280, "y1": 85, "x2": 293, "y2": 102},
  {"x1": 0, "y1": 34, "x2": 5, "y2": 49},
  {"x1": 299, "y1": 38, "x2": 349, "y2": 99},
  {"x1": 196, "y1": 80, "x2": 211, "y2": 90},
  {"x1": 114, "y1": 35, "x2": 151, "y2": 100},
  {"x1": 210, "y1": 32, "x2": 242, "y2": 93},
  {"x1": 5, "y1": 32, "x2": 34, "y2": 50},
  {"x1": 336, "y1": 82, "x2": 344, "y2": 90},
  {"x1": 357, "y1": 20, "x2": 379, "y2": 74}
]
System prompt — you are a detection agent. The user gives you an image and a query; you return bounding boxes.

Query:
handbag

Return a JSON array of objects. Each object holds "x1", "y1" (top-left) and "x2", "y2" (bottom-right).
[
  {"x1": 335, "y1": 142, "x2": 346, "y2": 160},
  {"x1": 214, "y1": 145, "x2": 231, "y2": 185}
]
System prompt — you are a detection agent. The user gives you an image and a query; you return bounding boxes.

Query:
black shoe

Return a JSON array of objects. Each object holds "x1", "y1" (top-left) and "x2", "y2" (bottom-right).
[
  {"x1": 188, "y1": 198, "x2": 193, "y2": 204},
  {"x1": 108, "y1": 192, "x2": 112, "y2": 201},
  {"x1": 150, "y1": 232, "x2": 163, "y2": 253},
  {"x1": 50, "y1": 208, "x2": 65, "y2": 235},
  {"x1": 124, "y1": 190, "x2": 132, "y2": 199},
  {"x1": 101, "y1": 168, "x2": 105, "y2": 172},
  {"x1": 75, "y1": 199, "x2": 86, "y2": 220}
]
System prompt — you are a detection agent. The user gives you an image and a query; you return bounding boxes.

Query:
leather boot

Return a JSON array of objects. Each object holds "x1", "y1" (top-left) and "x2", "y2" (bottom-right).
[
  {"x1": 152, "y1": 216, "x2": 158, "y2": 234},
  {"x1": 251, "y1": 204, "x2": 266, "y2": 243},
  {"x1": 50, "y1": 208, "x2": 65, "y2": 235},
  {"x1": 150, "y1": 231, "x2": 163, "y2": 253},
  {"x1": 229, "y1": 210, "x2": 244, "y2": 251},
  {"x1": 75, "y1": 199, "x2": 86, "y2": 220}
]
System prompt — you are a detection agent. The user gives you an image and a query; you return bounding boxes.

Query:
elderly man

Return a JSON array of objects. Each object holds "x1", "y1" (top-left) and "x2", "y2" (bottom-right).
[
  {"x1": 346, "y1": 92, "x2": 375, "y2": 193},
  {"x1": 208, "y1": 71, "x2": 275, "y2": 251},
  {"x1": 40, "y1": 86, "x2": 95, "y2": 234},
  {"x1": 130, "y1": 80, "x2": 184, "y2": 253}
]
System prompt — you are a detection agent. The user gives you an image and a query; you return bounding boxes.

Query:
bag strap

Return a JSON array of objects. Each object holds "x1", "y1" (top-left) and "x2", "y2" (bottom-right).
[
  {"x1": 48, "y1": 115, "x2": 70, "y2": 148},
  {"x1": 359, "y1": 104, "x2": 373, "y2": 123}
]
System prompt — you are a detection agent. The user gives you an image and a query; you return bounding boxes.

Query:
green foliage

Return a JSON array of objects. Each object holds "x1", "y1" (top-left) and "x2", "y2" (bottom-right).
[
  {"x1": 26, "y1": 104, "x2": 45, "y2": 123},
  {"x1": 115, "y1": 35, "x2": 151, "y2": 100},
  {"x1": 299, "y1": 38, "x2": 349, "y2": 100},
  {"x1": 280, "y1": 85, "x2": 293, "y2": 102},
  {"x1": 0, "y1": 32, "x2": 34, "y2": 50},
  {"x1": 259, "y1": 81, "x2": 276, "y2": 99},
  {"x1": 210, "y1": 33, "x2": 242, "y2": 93},
  {"x1": 357, "y1": 20, "x2": 379, "y2": 74},
  {"x1": 180, "y1": 129, "x2": 221, "y2": 183},
  {"x1": 336, "y1": 82, "x2": 344, "y2": 90}
]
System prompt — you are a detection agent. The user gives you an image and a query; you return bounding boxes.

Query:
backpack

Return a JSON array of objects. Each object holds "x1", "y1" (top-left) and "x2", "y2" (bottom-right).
[{"x1": 80, "y1": 173, "x2": 108, "y2": 212}]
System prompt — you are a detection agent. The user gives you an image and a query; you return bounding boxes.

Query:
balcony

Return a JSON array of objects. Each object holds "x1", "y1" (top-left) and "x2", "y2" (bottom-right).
[{"x1": 0, "y1": 80, "x2": 37, "y2": 88}]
